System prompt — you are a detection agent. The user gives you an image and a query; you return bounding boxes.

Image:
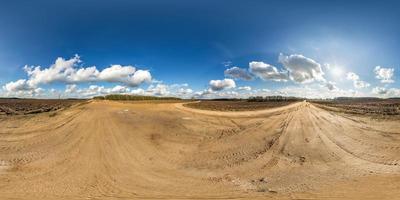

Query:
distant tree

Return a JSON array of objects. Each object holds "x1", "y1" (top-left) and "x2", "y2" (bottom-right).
[{"x1": 93, "y1": 94, "x2": 181, "y2": 101}]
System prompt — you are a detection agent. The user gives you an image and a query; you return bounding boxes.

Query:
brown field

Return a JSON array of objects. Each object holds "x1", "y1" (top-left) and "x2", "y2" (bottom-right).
[
  {"x1": 184, "y1": 100, "x2": 296, "y2": 111},
  {"x1": 0, "y1": 100, "x2": 400, "y2": 199},
  {"x1": 0, "y1": 99, "x2": 86, "y2": 115},
  {"x1": 312, "y1": 98, "x2": 400, "y2": 116}
]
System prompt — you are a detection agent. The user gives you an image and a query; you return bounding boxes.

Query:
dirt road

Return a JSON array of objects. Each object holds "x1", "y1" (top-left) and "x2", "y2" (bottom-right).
[{"x1": 1, "y1": 101, "x2": 400, "y2": 199}]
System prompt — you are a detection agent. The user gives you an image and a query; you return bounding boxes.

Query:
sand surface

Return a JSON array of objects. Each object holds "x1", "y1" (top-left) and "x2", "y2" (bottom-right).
[{"x1": 1, "y1": 101, "x2": 400, "y2": 199}]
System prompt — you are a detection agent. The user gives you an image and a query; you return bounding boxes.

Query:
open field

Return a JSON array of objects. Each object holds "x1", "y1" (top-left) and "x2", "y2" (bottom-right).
[
  {"x1": 312, "y1": 98, "x2": 400, "y2": 116},
  {"x1": 184, "y1": 100, "x2": 296, "y2": 111},
  {"x1": 0, "y1": 100, "x2": 400, "y2": 199},
  {"x1": 0, "y1": 99, "x2": 86, "y2": 115}
]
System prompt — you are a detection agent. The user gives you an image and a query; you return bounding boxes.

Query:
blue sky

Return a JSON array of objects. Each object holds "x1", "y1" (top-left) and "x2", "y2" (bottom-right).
[{"x1": 1, "y1": 0, "x2": 400, "y2": 98}]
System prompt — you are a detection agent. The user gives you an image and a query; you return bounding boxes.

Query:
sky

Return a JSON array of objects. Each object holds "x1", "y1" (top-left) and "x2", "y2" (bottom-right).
[{"x1": 1, "y1": 0, "x2": 400, "y2": 99}]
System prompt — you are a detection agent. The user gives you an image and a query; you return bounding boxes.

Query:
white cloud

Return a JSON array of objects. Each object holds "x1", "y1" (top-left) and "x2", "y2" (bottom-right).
[
  {"x1": 237, "y1": 86, "x2": 251, "y2": 91},
  {"x1": 372, "y1": 87, "x2": 400, "y2": 97},
  {"x1": 261, "y1": 89, "x2": 270, "y2": 92},
  {"x1": 64, "y1": 84, "x2": 130, "y2": 98},
  {"x1": 273, "y1": 86, "x2": 363, "y2": 99},
  {"x1": 65, "y1": 84, "x2": 78, "y2": 93},
  {"x1": 249, "y1": 61, "x2": 288, "y2": 82},
  {"x1": 346, "y1": 72, "x2": 360, "y2": 81},
  {"x1": 1, "y1": 79, "x2": 44, "y2": 98},
  {"x1": 354, "y1": 80, "x2": 370, "y2": 89},
  {"x1": 278, "y1": 53, "x2": 325, "y2": 83},
  {"x1": 146, "y1": 84, "x2": 169, "y2": 96},
  {"x1": 143, "y1": 83, "x2": 193, "y2": 98},
  {"x1": 324, "y1": 81, "x2": 337, "y2": 91},
  {"x1": 214, "y1": 90, "x2": 239, "y2": 98},
  {"x1": 222, "y1": 61, "x2": 232, "y2": 67},
  {"x1": 193, "y1": 84, "x2": 364, "y2": 99},
  {"x1": 177, "y1": 88, "x2": 193, "y2": 95},
  {"x1": 68, "y1": 66, "x2": 99, "y2": 83},
  {"x1": 346, "y1": 72, "x2": 370, "y2": 88},
  {"x1": 170, "y1": 83, "x2": 189, "y2": 88},
  {"x1": 193, "y1": 88, "x2": 214, "y2": 98},
  {"x1": 77, "y1": 85, "x2": 106, "y2": 97},
  {"x1": 111, "y1": 85, "x2": 129, "y2": 93},
  {"x1": 127, "y1": 70, "x2": 152, "y2": 87},
  {"x1": 34, "y1": 88, "x2": 45, "y2": 95},
  {"x1": 209, "y1": 78, "x2": 236, "y2": 91},
  {"x1": 130, "y1": 88, "x2": 145, "y2": 95},
  {"x1": 3, "y1": 55, "x2": 152, "y2": 95},
  {"x1": 23, "y1": 55, "x2": 95, "y2": 87},
  {"x1": 224, "y1": 66, "x2": 253, "y2": 80},
  {"x1": 159, "y1": 83, "x2": 193, "y2": 98},
  {"x1": 374, "y1": 66, "x2": 394, "y2": 83},
  {"x1": 98, "y1": 65, "x2": 136, "y2": 82},
  {"x1": 110, "y1": 82, "x2": 192, "y2": 98},
  {"x1": 2, "y1": 79, "x2": 33, "y2": 92},
  {"x1": 1, "y1": 82, "x2": 195, "y2": 99},
  {"x1": 97, "y1": 65, "x2": 151, "y2": 87},
  {"x1": 372, "y1": 87, "x2": 388, "y2": 95}
]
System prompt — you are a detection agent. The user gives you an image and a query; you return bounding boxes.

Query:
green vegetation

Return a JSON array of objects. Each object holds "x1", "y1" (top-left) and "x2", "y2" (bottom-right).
[
  {"x1": 93, "y1": 94, "x2": 181, "y2": 101},
  {"x1": 93, "y1": 96, "x2": 105, "y2": 100}
]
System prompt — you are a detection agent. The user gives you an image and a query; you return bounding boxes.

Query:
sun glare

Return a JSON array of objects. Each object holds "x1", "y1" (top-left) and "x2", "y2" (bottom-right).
[{"x1": 331, "y1": 67, "x2": 343, "y2": 76}]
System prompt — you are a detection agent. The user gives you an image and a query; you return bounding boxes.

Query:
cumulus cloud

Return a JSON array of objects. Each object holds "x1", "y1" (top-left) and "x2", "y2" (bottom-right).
[
  {"x1": 2, "y1": 79, "x2": 33, "y2": 92},
  {"x1": 143, "y1": 83, "x2": 194, "y2": 97},
  {"x1": 372, "y1": 87, "x2": 388, "y2": 95},
  {"x1": 224, "y1": 67, "x2": 253, "y2": 81},
  {"x1": 130, "y1": 88, "x2": 145, "y2": 95},
  {"x1": 237, "y1": 86, "x2": 252, "y2": 91},
  {"x1": 194, "y1": 85, "x2": 364, "y2": 99},
  {"x1": 3, "y1": 55, "x2": 152, "y2": 95},
  {"x1": 98, "y1": 65, "x2": 136, "y2": 82},
  {"x1": 23, "y1": 55, "x2": 96, "y2": 87},
  {"x1": 346, "y1": 72, "x2": 359, "y2": 81},
  {"x1": 193, "y1": 88, "x2": 214, "y2": 98},
  {"x1": 78, "y1": 85, "x2": 107, "y2": 97},
  {"x1": 66, "y1": 82, "x2": 194, "y2": 98},
  {"x1": 65, "y1": 84, "x2": 78, "y2": 93},
  {"x1": 177, "y1": 88, "x2": 193, "y2": 95},
  {"x1": 346, "y1": 72, "x2": 370, "y2": 88},
  {"x1": 214, "y1": 90, "x2": 239, "y2": 98},
  {"x1": 167, "y1": 83, "x2": 193, "y2": 97},
  {"x1": 146, "y1": 84, "x2": 169, "y2": 96},
  {"x1": 278, "y1": 53, "x2": 325, "y2": 83},
  {"x1": 325, "y1": 81, "x2": 337, "y2": 91},
  {"x1": 249, "y1": 61, "x2": 288, "y2": 82},
  {"x1": 97, "y1": 65, "x2": 151, "y2": 87},
  {"x1": 111, "y1": 85, "x2": 129, "y2": 93},
  {"x1": 273, "y1": 86, "x2": 363, "y2": 99},
  {"x1": 209, "y1": 78, "x2": 236, "y2": 91},
  {"x1": 354, "y1": 81, "x2": 370, "y2": 89},
  {"x1": 127, "y1": 70, "x2": 152, "y2": 87},
  {"x1": 374, "y1": 66, "x2": 394, "y2": 83},
  {"x1": 1, "y1": 79, "x2": 45, "y2": 97},
  {"x1": 195, "y1": 79, "x2": 238, "y2": 98},
  {"x1": 372, "y1": 87, "x2": 400, "y2": 97},
  {"x1": 69, "y1": 67, "x2": 99, "y2": 82},
  {"x1": 170, "y1": 83, "x2": 189, "y2": 88}
]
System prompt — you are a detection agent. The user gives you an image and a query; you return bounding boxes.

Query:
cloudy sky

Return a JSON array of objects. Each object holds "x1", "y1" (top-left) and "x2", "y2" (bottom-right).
[{"x1": 1, "y1": 0, "x2": 400, "y2": 99}]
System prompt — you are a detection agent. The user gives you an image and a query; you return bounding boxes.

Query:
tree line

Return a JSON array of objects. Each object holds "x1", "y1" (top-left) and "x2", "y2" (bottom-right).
[{"x1": 93, "y1": 94, "x2": 181, "y2": 101}]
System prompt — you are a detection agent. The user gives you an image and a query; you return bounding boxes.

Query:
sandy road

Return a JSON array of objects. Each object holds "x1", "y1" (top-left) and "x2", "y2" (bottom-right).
[{"x1": 0, "y1": 101, "x2": 400, "y2": 199}]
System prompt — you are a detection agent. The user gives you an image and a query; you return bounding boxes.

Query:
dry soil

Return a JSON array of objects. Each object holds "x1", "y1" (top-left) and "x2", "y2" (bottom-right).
[{"x1": 0, "y1": 100, "x2": 400, "y2": 199}]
